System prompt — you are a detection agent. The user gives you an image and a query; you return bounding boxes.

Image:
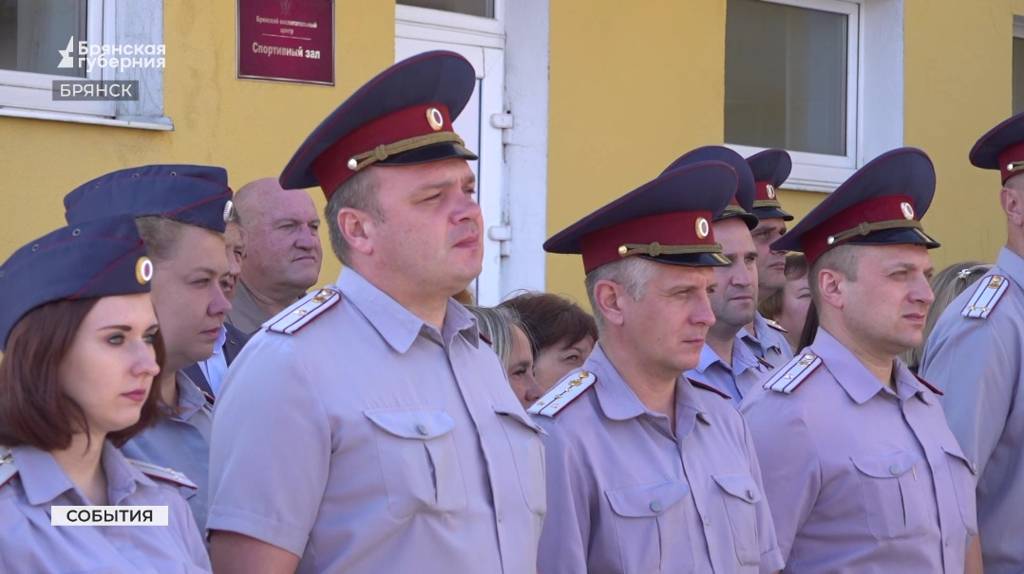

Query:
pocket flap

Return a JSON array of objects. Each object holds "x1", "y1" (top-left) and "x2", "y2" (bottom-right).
[
  {"x1": 494, "y1": 406, "x2": 546, "y2": 435},
  {"x1": 605, "y1": 481, "x2": 690, "y2": 518},
  {"x1": 851, "y1": 451, "x2": 919, "y2": 478},
  {"x1": 941, "y1": 444, "x2": 978, "y2": 475},
  {"x1": 712, "y1": 473, "x2": 762, "y2": 504},
  {"x1": 364, "y1": 409, "x2": 455, "y2": 440}
]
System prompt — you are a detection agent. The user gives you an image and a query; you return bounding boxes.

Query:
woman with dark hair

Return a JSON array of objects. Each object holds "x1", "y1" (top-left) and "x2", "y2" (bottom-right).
[
  {"x1": 500, "y1": 292, "x2": 598, "y2": 393},
  {"x1": 0, "y1": 216, "x2": 210, "y2": 572}
]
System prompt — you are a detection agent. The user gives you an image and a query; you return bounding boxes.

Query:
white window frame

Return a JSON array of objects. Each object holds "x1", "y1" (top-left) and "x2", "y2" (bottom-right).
[
  {"x1": 1013, "y1": 17, "x2": 1024, "y2": 114},
  {"x1": 726, "y1": 0, "x2": 903, "y2": 192},
  {"x1": 396, "y1": 2, "x2": 505, "y2": 49},
  {"x1": 0, "y1": 0, "x2": 171, "y2": 131},
  {"x1": 397, "y1": 0, "x2": 550, "y2": 299}
]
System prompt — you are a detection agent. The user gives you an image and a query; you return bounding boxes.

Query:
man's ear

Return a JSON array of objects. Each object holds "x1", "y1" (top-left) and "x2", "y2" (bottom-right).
[
  {"x1": 593, "y1": 279, "x2": 628, "y2": 327},
  {"x1": 338, "y1": 208, "x2": 377, "y2": 257},
  {"x1": 1001, "y1": 185, "x2": 1024, "y2": 228},
  {"x1": 816, "y1": 268, "x2": 846, "y2": 312}
]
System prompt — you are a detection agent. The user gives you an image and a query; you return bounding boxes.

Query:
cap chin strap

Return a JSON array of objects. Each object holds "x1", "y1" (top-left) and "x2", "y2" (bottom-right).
[
  {"x1": 617, "y1": 242, "x2": 725, "y2": 258},
  {"x1": 826, "y1": 219, "x2": 923, "y2": 246},
  {"x1": 346, "y1": 132, "x2": 466, "y2": 172}
]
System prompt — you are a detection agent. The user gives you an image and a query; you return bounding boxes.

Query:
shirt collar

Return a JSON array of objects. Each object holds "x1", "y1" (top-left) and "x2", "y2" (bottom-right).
[
  {"x1": 750, "y1": 312, "x2": 783, "y2": 354},
  {"x1": 12, "y1": 442, "x2": 154, "y2": 506},
  {"x1": 811, "y1": 327, "x2": 928, "y2": 405},
  {"x1": 12, "y1": 445, "x2": 75, "y2": 505},
  {"x1": 590, "y1": 344, "x2": 649, "y2": 421},
  {"x1": 337, "y1": 269, "x2": 479, "y2": 354},
  {"x1": 997, "y1": 247, "x2": 1024, "y2": 287},
  {"x1": 210, "y1": 325, "x2": 227, "y2": 355},
  {"x1": 694, "y1": 337, "x2": 761, "y2": 376},
  {"x1": 174, "y1": 371, "x2": 210, "y2": 418},
  {"x1": 590, "y1": 344, "x2": 712, "y2": 433}
]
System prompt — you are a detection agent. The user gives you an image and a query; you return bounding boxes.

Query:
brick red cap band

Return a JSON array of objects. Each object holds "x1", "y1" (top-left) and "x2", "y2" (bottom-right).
[
  {"x1": 312, "y1": 103, "x2": 454, "y2": 199},
  {"x1": 579, "y1": 210, "x2": 717, "y2": 273},
  {"x1": 800, "y1": 194, "x2": 916, "y2": 264},
  {"x1": 998, "y1": 141, "x2": 1024, "y2": 183}
]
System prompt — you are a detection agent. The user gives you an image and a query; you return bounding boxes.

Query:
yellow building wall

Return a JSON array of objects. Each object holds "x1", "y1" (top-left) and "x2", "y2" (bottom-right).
[
  {"x1": 546, "y1": 0, "x2": 1022, "y2": 305},
  {"x1": 904, "y1": 0, "x2": 1013, "y2": 269},
  {"x1": 546, "y1": 0, "x2": 730, "y2": 303},
  {"x1": 0, "y1": 0, "x2": 394, "y2": 284}
]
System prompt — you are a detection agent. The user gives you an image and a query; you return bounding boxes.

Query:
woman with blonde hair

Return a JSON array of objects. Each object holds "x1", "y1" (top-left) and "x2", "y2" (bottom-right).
[{"x1": 904, "y1": 260, "x2": 992, "y2": 371}]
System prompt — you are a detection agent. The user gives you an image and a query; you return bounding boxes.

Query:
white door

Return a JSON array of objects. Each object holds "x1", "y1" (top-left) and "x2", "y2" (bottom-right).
[{"x1": 396, "y1": 8, "x2": 506, "y2": 305}]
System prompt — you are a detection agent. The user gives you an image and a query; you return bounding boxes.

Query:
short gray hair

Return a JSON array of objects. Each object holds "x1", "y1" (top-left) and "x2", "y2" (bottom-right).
[
  {"x1": 584, "y1": 257, "x2": 656, "y2": 330},
  {"x1": 808, "y1": 244, "x2": 861, "y2": 307},
  {"x1": 325, "y1": 168, "x2": 382, "y2": 265}
]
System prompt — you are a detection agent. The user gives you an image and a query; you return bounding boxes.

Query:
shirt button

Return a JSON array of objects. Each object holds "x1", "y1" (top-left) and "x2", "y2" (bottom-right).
[
  {"x1": 745, "y1": 489, "x2": 755, "y2": 501},
  {"x1": 888, "y1": 464, "x2": 900, "y2": 476},
  {"x1": 649, "y1": 500, "x2": 663, "y2": 513},
  {"x1": 415, "y1": 423, "x2": 430, "y2": 436}
]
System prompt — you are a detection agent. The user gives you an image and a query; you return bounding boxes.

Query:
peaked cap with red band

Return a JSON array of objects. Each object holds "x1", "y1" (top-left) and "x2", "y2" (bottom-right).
[
  {"x1": 662, "y1": 146, "x2": 759, "y2": 230},
  {"x1": 280, "y1": 51, "x2": 478, "y2": 199},
  {"x1": 746, "y1": 148, "x2": 794, "y2": 221},
  {"x1": 969, "y1": 111, "x2": 1024, "y2": 183},
  {"x1": 544, "y1": 161, "x2": 737, "y2": 273},
  {"x1": 0, "y1": 215, "x2": 152, "y2": 350},
  {"x1": 771, "y1": 147, "x2": 940, "y2": 265}
]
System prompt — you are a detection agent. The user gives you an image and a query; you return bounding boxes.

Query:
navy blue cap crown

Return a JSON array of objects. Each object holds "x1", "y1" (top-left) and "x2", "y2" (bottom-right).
[
  {"x1": 545, "y1": 161, "x2": 738, "y2": 272},
  {"x1": 0, "y1": 215, "x2": 153, "y2": 350},
  {"x1": 746, "y1": 149, "x2": 794, "y2": 221},
  {"x1": 63, "y1": 164, "x2": 233, "y2": 233},
  {"x1": 662, "y1": 146, "x2": 759, "y2": 229},
  {"x1": 280, "y1": 50, "x2": 478, "y2": 200},
  {"x1": 771, "y1": 147, "x2": 939, "y2": 264}
]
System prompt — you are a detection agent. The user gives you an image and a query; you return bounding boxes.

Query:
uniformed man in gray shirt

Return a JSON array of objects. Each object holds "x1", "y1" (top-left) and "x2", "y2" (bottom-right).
[
  {"x1": 921, "y1": 111, "x2": 1024, "y2": 573},
  {"x1": 207, "y1": 51, "x2": 545, "y2": 574}
]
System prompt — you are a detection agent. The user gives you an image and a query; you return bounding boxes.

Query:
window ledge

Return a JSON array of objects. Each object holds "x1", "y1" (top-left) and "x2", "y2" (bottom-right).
[{"x1": 0, "y1": 107, "x2": 173, "y2": 131}]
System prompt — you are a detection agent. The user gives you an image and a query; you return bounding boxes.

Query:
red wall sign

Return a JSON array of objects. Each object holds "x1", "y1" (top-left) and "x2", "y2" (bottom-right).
[{"x1": 238, "y1": 0, "x2": 334, "y2": 85}]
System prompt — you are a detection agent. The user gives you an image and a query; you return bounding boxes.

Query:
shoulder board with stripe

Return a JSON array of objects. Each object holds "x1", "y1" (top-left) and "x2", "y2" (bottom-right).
[
  {"x1": 688, "y1": 378, "x2": 731, "y2": 400},
  {"x1": 127, "y1": 459, "x2": 197, "y2": 489},
  {"x1": 762, "y1": 352, "x2": 822, "y2": 394},
  {"x1": 914, "y1": 374, "x2": 944, "y2": 396},
  {"x1": 527, "y1": 370, "x2": 597, "y2": 417},
  {"x1": 0, "y1": 449, "x2": 17, "y2": 488},
  {"x1": 264, "y1": 288, "x2": 341, "y2": 335},
  {"x1": 962, "y1": 275, "x2": 1010, "y2": 319},
  {"x1": 764, "y1": 318, "x2": 788, "y2": 333}
]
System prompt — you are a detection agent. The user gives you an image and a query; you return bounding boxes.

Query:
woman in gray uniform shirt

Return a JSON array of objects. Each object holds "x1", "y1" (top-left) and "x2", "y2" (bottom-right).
[{"x1": 0, "y1": 215, "x2": 210, "y2": 573}]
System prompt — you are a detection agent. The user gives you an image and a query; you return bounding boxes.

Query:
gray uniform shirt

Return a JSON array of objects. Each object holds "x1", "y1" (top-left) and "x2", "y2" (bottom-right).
[
  {"x1": 0, "y1": 442, "x2": 210, "y2": 572},
  {"x1": 740, "y1": 312, "x2": 794, "y2": 370},
  {"x1": 208, "y1": 269, "x2": 545, "y2": 574},
  {"x1": 686, "y1": 335, "x2": 769, "y2": 407},
  {"x1": 121, "y1": 372, "x2": 212, "y2": 535},
  {"x1": 742, "y1": 328, "x2": 978, "y2": 573},
  {"x1": 921, "y1": 246, "x2": 1024, "y2": 574},
  {"x1": 537, "y1": 344, "x2": 784, "y2": 574}
]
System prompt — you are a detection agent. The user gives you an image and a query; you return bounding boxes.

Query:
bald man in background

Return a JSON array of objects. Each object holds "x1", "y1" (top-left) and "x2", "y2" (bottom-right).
[{"x1": 228, "y1": 178, "x2": 323, "y2": 333}]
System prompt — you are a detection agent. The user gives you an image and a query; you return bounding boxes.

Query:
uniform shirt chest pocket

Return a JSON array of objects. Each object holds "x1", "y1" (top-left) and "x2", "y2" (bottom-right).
[
  {"x1": 605, "y1": 481, "x2": 693, "y2": 574},
  {"x1": 711, "y1": 473, "x2": 763, "y2": 566},
  {"x1": 493, "y1": 407, "x2": 547, "y2": 516},
  {"x1": 941, "y1": 444, "x2": 978, "y2": 535},
  {"x1": 364, "y1": 408, "x2": 467, "y2": 519},
  {"x1": 850, "y1": 451, "x2": 928, "y2": 540}
]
